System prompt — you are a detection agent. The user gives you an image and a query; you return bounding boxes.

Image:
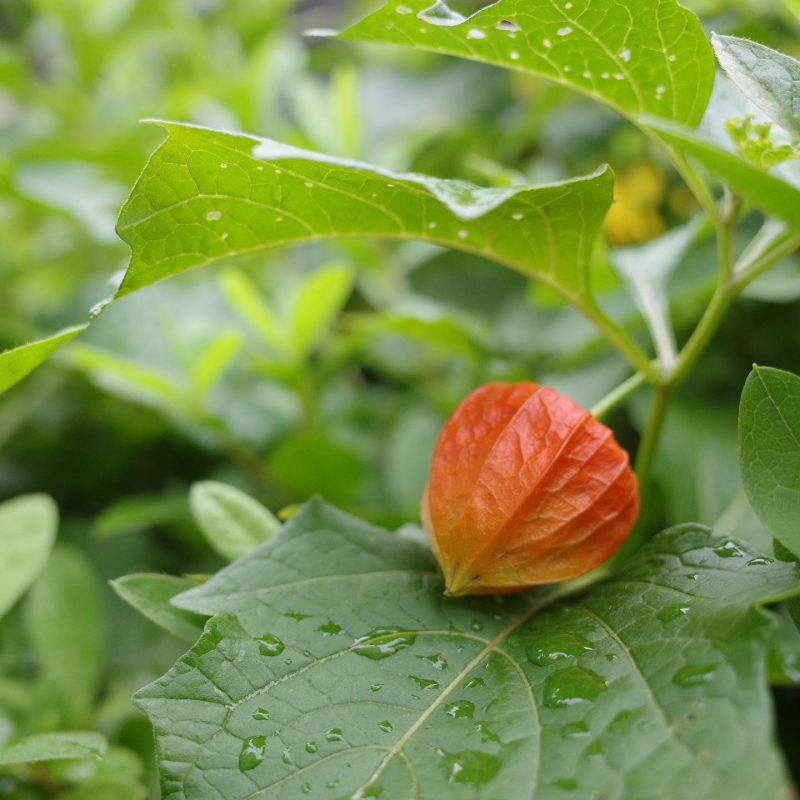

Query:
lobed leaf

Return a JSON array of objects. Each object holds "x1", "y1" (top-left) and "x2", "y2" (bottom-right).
[
  {"x1": 340, "y1": 0, "x2": 715, "y2": 127},
  {"x1": 136, "y1": 499, "x2": 799, "y2": 800},
  {"x1": 739, "y1": 365, "x2": 800, "y2": 559},
  {"x1": 115, "y1": 123, "x2": 613, "y2": 313}
]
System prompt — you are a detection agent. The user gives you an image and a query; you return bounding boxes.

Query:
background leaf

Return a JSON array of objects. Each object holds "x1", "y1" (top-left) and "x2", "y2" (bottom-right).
[
  {"x1": 0, "y1": 494, "x2": 57, "y2": 621},
  {"x1": 712, "y1": 34, "x2": 800, "y2": 140},
  {"x1": 0, "y1": 325, "x2": 87, "y2": 397},
  {"x1": 341, "y1": 0, "x2": 714, "y2": 127},
  {"x1": 137, "y1": 499, "x2": 798, "y2": 800},
  {"x1": 189, "y1": 481, "x2": 280, "y2": 562},
  {"x1": 739, "y1": 366, "x2": 800, "y2": 559},
  {"x1": 0, "y1": 732, "x2": 107, "y2": 767}
]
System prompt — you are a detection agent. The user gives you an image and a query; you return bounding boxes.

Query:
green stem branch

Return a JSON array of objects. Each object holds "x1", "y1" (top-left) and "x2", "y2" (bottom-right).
[{"x1": 590, "y1": 372, "x2": 646, "y2": 419}]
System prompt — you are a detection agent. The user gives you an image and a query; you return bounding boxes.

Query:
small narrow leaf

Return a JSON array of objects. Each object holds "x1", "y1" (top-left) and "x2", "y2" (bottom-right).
[
  {"x1": 115, "y1": 123, "x2": 614, "y2": 318},
  {"x1": 647, "y1": 116, "x2": 800, "y2": 231},
  {"x1": 189, "y1": 481, "x2": 280, "y2": 562},
  {"x1": 739, "y1": 365, "x2": 800, "y2": 558},
  {"x1": 0, "y1": 732, "x2": 107, "y2": 767},
  {"x1": 137, "y1": 499, "x2": 799, "y2": 800},
  {"x1": 341, "y1": 0, "x2": 714, "y2": 126},
  {"x1": 0, "y1": 325, "x2": 87, "y2": 396},
  {"x1": 0, "y1": 494, "x2": 57, "y2": 620},
  {"x1": 712, "y1": 34, "x2": 800, "y2": 140},
  {"x1": 111, "y1": 574, "x2": 208, "y2": 642}
]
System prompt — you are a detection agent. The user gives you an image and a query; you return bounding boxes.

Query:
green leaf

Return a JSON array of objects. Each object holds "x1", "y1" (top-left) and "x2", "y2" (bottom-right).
[
  {"x1": 290, "y1": 264, "x2": 354, "y2": 359},
  {"x1": 645, "y1": 117, "x2": 800, "y2": 231},
  {"x1": 111, "y1": 574, "x2": 208, "y2": 642},
  {"x1": 115, "y1": 123, "x2": 614, "y2": 318},
  {"x1": 712, "y1": 34, "x2": 800, "y2": 140},
  {"x1": 189, "y1": 481, "x2": 280, "y2": 562},
  {"x1": 0, "y1": 732, "x2": 107, "y2": 767},
  {"x1": 0, "y1": 325, "x2": 87, "y2": 397},
  {"x1": 739, "y1": 365, "x2": 800, "y2": 559},
  {"x1": 0, "y1": 494, "x2": 57, "y2": 620},
  {"x1": 136, "y1": 499, "x2": 798, "y2": 800},
  {"x1": 340, "y1": 0, "x2": 714, "y2": 126},
  {"x1": 25, "y1": 545, "x2": 107, "y2": 719},
  {"x1": 190, "y1": 330, "x2": 243, "y2": 396}
]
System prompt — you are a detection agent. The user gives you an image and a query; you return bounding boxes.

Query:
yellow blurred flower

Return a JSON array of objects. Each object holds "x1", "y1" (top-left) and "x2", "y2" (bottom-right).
[{"x1": 603, "y1": 163, "x2": 667, "y2": 246}]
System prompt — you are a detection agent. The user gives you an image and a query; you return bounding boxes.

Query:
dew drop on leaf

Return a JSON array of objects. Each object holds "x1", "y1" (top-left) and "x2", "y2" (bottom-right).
[
  {"x1": 527, "y1": 631, "x2": 594, "y2": 665},
  {"x1": 714, "y1": 541, "x2": 746, "y2": 559},
  {"x1": 257, "y1": 634, "x2": 285, "y2": 657},
  {"x1": 410, "y1": 675, "x2": 440, "y2": 691},
  {"x1": 561, "y1": 721, "x2": 591, "y2": 738},
  {"x1": 378, "y1": 720, "x2": 393, "y2": 732},
  {"x1": 418, "y1": 653, "x2": 448, "y2": 670},
  {"x1": 370, "y1": 683, "x2": 383, "y2": 693},
  {"x1": 445, "y1": 699, "x2": 475, "y2": 718},
  {"x1": 656, "y1": 604, "x2": 690, "y2": 623},
  {"x1": 553, "y1": 778, "x2": 579, "y2": 791},
  {"x1": 301, "y1": 783, "x2": 312, "y2": 795},
  {"x1": 252, "y1": 708, "x2": 269, "y2": 720},
  {"x1": 466, "y1": 677, "x2": 486, "y2": 689},
  {"x1": 239, "y1": 736, "x2": 266, "y2": 771},
  {"x1": 544, "y1": 666, "x2": 607, "y2": 708},
  {"x1": 439, "y1": 749, "x2": 502, "y2": 785},
  {"x1": 305, "y1": 741, "x2": 317, "y2": 753},
  {"x1": 315, "y1": 621, "x2": 343, "y2": 636},
  {"x1": 353, "y1": 628, "x2": 416, "y2": 660},
  {"x1": 747, "y1": 557, "x2": 774, "y2": 566},
  {"x1": 325, "y1": 728, "x2": 343, "y2": 742},
  {"x1": 673, "y1": 664, "x2": 718, "y2": 687}
]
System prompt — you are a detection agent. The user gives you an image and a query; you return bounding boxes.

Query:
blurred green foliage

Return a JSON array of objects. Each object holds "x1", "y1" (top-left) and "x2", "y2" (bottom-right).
[{"x1": 0, "y1": 0, "x2": 799, "y2": 796}]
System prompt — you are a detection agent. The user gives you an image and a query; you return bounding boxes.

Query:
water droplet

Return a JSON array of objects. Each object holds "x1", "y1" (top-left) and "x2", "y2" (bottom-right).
[
  {"x1": 470, "y1": 619, "x2": 484, "y2": 632},
  {"x1": 544, "y1": 667, "x2": 607, "y2": 708},
  {"x1": 257, "y1": 634, "x2": 285, "y2": 657},
  {"x1": 445, "y1": 700, "x2": 475, "y2": 719},
  {"x1": 378, "y1": 720, "x2": 394, "y2": 732},
  {"x1": 304, "y1": 181, "x2": 313, "y2": 188},
  {"x1": 747, "y1": 557, "x2": 773, "y2": 566},
  {"x1": 305, "y1": 741, "x2": 317, "y2": 754},
  {"x1": 458, "y1": 229, "x2": 468, "y2": 239},
  {"x1": 354, "y1": 629, "x2": 416, "y2": 660},
  {"x1": 206, "y1": 210, "x2": 222, "y2": 221},
  {"x1": 510, "y1": 51, "x2": 520, "y2": 60},
  {"x1": 301, "y1": 783, "x2": 312, "y2": 795},
  {"x1": 582, "y1": 70, "x2": 592, "y2": 79},
  {"x1": 656, "y1": 604, "x2": 690, "y2": 623},
  {"x1": 282, "y1": 749, "x2": 293, "y2": 766},
  {"x1": 353, "y1": 787, "x2": 383, "y2": 799},
  {"x1": 497, "y1": 19, "x2": 519, "y2": 32},
  {"x1": 252, "y1": 708, "x2": 270, "y2": 721},
  {"x1": 439, "y1": 750, "x2": 502, "y2": 785},
  {"x1": 239, "y1": 736, "x2": 266, "y2": 771},
  {"x1": 474, "y1": 721, "x2": 500, "y2": 743},
  {"x1": 370, "y1": 683, "x2": 383, "y2": 693},
  {"x1": 410, "y1": 675, "x2": 440, "y2": 691},
  {"x1": 561, "y1": 721, "x2": 590, "y2": 738},
  {"x1": 543, "y1": 38, "x2": 552, "y2": 48},
  {"x1": 418, "y1": 653, "x2": 448, "y2": 670},
  {"x1": 655, "y1": 85, "x2": 665, "y2": 99},
  {"x1": 714, "y1": 541, "x2": 745, "y2": 559},
  {"x1": 564, "y1": 1, "x2": 573, "y2": 7},
  {"x1": 619, "y1": 48, "x2": 631, "y2": 62},
  {"x1": 668, "y1": 53, "x2": 677, "y2": 62},
  {"x1": 527, "y1": 632, "x2": 594, "y2": 666},
  {"x1": 466, "y1": 677, "x2": 486, "y2": 689},
  {"x1": 315, "y1": 621, "x2": 343, "y2": 636},
  {"x1": 326, "y1": 728, "x2": 344, "y2": 742},
  {"x1": 428, "y1": 221, "x2": 437, "y2": 229},
  {"x1": 557, "y1": 26, "x2": 573, "y2": 36},
  {"x1": 220, "y1": 163, "x2": 228, "y2": 169},
  {"x1": 553, "y1": 778, "x2": 579, "y2": 791},
  {"x1": 284, "y1": 612, "x2": 312, "y2": 621},
  {"x1": 673, "y1": 664, "x2": 717, "y2": 688},
  {"x1": 512, "y1": 212, "x2": 524, "y2": 220},
  {"x1": 601, "y1": 71, "x2": 610, "y2": 79},
  {"x1": 418, "y1": 1, "x2": 466, "y2": 27},
  {"x1": 467, "y1": 28, "x2": 486, "y2": 40}
]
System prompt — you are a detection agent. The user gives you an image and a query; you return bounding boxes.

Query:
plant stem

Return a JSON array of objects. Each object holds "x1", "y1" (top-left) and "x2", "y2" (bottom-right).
[
  {"x1": 732, "y1": 230, "x2": 800, "y2": 290},
  {"x1": 581, "y1": 298, "x2": 659, "y2": 381},
  {"x1": 634, "y1": 384, "x2": 672, "y2": 489},
  {"x1": 590, "y1": 372, "x2": 646, "y2": 419}
]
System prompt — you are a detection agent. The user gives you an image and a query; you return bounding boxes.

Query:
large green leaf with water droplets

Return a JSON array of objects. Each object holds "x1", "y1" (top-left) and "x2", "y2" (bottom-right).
[
  {"x1": 340, "y1": 0, "x2": 714, "y2": 127},
  {"x1": 136, "y1": 499, "x2": 799, "y2": 800},
  {"x1": 740, "y1": 366, "x2": 800, "y2": 560},
  {"x1": 115, "y1": 123, "x2": 612, "y2": 307}
]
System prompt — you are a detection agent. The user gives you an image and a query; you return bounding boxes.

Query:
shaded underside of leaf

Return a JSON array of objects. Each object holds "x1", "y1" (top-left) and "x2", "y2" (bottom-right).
[
  {"x1": 114, "y1": 123, "x2": 613, "y2": 304},
  {"x1": 340, "y1": 0, "x2": 714, "y2": 127},
  {"x1": 0, "y1": 324, "x2": 87, "y2": 396},
  {"x1": 136, "y1": 499, "x2": 799, "y2": 800}
]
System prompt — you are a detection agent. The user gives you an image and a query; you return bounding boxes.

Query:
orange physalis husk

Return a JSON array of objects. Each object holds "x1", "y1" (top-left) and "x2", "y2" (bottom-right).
[{"x1": 421, "y1": 382, "x2": 639, "y2": 596}]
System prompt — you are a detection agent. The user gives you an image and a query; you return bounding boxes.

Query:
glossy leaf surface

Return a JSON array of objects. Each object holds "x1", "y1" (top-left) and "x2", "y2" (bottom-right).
[
  {"x1": 115, "y1": 123, "x2": 613, "y2": 309},
  {"x1": 137, "y1": 499, "x2": 798, "y2": 800},
  {"x1": 341, "y1": 0, "x2": 714, "y2": 126}
]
